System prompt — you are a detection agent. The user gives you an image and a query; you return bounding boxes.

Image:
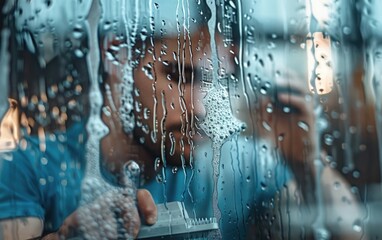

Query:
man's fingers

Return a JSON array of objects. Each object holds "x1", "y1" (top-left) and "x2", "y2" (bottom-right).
[{"x1": 137, "y1": 189, "x2": 157, "y2": 225}]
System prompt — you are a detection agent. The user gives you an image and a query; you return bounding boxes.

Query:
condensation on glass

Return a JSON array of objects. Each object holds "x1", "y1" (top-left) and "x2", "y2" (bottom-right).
[{"x1": 0, "y1": 0, "x2": 381, "y2": 239}]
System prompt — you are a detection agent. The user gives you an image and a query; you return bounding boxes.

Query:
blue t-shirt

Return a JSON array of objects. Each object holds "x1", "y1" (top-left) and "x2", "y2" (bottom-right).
[
  {"x1": 144, "y1": 136, "x2": 292, "y2": 239},
  {"x1": 0, "y1": 123, "x2": 86, "y2": 234},
  {"x1": 0, "y1": 127, "x2": 291, "y2": 238}
]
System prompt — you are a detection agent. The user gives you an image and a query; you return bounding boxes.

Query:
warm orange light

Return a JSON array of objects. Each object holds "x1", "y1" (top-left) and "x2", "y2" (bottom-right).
[
  {"x1": 305, "y1": 0, "x2": 334, "y2": 94},
  {"x1": 306, "y1": 32, "x2": 334, "y2": 94},
  {"x1": 0, "y1": 99, "x2": 20, "y2": 152}
]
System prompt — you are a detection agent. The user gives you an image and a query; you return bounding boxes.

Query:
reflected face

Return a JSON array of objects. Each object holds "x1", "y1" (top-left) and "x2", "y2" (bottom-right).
[
  {"x1": 132, "y1": 30, "x2": 214, "y2": 165},
  {"x1": 255, "y1": 70, "x2": 317, "y2": 164}
]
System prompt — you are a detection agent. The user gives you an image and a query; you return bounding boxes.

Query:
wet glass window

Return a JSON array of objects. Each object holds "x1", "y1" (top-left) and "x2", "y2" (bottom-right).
[{"x1": 0, "y1": 0, "x2": 381, "y2": 239}]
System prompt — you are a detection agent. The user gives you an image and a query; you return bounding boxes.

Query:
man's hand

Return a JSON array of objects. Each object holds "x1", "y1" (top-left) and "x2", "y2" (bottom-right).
[
  {"x1": 0, "y1": 217, "x2": 43, "y2": 240},
  {"x1": 55, "y1": 189, "x2": 156, "y2": 239}
]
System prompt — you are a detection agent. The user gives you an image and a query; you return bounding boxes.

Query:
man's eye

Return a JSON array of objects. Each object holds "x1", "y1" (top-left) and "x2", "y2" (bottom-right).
[
  {"x1": 163, "y1": 62, "x2": 179, "y2": 81},
  {"x1": 164, "y1": 62, "x2": 193, "y2": 83},
  {"x1": 181, "y1": 66, "x2": 193, "y2": 83}
]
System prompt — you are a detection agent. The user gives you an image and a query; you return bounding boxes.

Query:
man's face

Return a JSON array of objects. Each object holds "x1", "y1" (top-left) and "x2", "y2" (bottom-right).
[
  {"x1": 101, "y1": 28, "x2": 235, "y2": 171},
  {"x1": 247, "y1": 42, "x2": 318, "y2": 165},
  {"x1": 255, "y1": 71, "x2": 317, "y2": 165},
  {"x1": 132, "y1": 30, "x2": 218, "y2": 165}
]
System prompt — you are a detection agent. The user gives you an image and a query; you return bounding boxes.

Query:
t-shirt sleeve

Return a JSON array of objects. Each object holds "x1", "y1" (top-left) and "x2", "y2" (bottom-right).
[{"x1": 0, "y1": 149, "x2": 45, "y2": 220}]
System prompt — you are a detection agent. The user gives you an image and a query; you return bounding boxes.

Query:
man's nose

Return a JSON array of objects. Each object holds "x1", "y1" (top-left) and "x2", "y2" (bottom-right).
[{"x1": 181, "y1": 81, "x2": 207, "y2": 122}]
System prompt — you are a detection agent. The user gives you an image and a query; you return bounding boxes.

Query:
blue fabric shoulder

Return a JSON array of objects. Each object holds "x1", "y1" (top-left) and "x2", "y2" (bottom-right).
[{"x1": 0, "y1": 122, "x2": 86, "y2": 234}]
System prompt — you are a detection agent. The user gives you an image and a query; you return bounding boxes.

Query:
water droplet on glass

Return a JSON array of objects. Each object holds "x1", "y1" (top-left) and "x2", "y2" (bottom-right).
[
  {"x1": 156, "y1": 174, "x2": 163, "y2": 183},
  {"x1": 352, "y1": 170, "x2": 360, "y2": 179},
  {"x1": 266, "y1": 103, "x2": 273, "y2": 113},
  {"x1": 352, "y1": 219, "x2": 362, "y2": 232},
  {"x1": 39, "y1": 178, "x2": 47, "y2": 185},
  {"x1": 140, "y1": 27, "x2": 148, "y2": 41},
  {"x1": 72, "y1": 24, "x2": 84, "y2": 39},
  {"x1": 333, "y1": 181, "x2": 341, "y2": 190},
  {"x1": 268, "y1": 41, "x2": 276, "y2": 49},
  {"x1": 324, "y1": 134, "x2": 334, "y2": 146},
  {"x1": 282, "y1": 106, "x2": 291, "y2": 113},
  {"x1": 217, "y1": 22, "x2": 222, "y2": 33},
  {"x1": 169, "y1": 132, "x2": 176, "y2": 156},
  {"x1": 261, "y1": 145, "x2": 267, "y2": 152},
  {"x1": 135, "y1": 101, "x2": 142, "y2": 113},
  {"x1": 297, "y1": 121, "x2": 309, "y2": 132},
  {"x1": 125, "y1": 160, "x2": 140, "y2": 186},
  {"x1": 343, "y1": 26, "x2": 352, "y2": 35},
  {"x1": 61, "y1": 162, "x2": 67, "y2": 171},
  {"x1": 74, "y1": 49, "x2": 84, "y2": 58},
  {"x1": 103, "y1": 21, "x2": 112, "y2": 31},
  {"x1": 143, "y1": 108, "x2": 151, "y2": 119},
  {"x1": 154, "y1": 157, "x2": 164, "y2": 173},
  {"x1": 330, "y1": 161, "x2": 337, "y2": 168},
  {"x1": 278, "y1": 133, "x2": 285, "y2": 142},
  {"x1": 143, "y1": 66, "x2": 154, "y2": 80},
  {"x1": 61, "y1": 179, "x2": 68, "y2": 187},
  {"x1": 228, "y1": 0, "x2": 236, "y2": 9},
  {"x1": 351, "y1": 186, "x2": 359, "y2": 194},
  {"x1": 266, "y1": 170, "x2": 272, "y2": 178},
  {"x1": 41, "y1": 157, "x2": 48, "y2": 165},
  {"x1": 260, "y1": 87, "x2": 268, "y2": 95},
  {"x1": 262, "y1": 121, "x2": 272, "y2": 132},
  {"x1": 141, "y1": 124, "x2": 149, "y2": 134}
]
